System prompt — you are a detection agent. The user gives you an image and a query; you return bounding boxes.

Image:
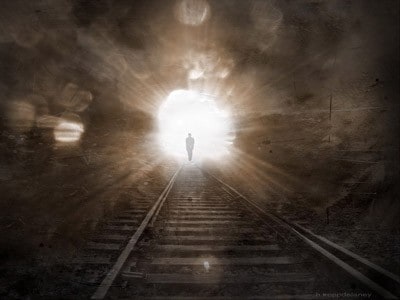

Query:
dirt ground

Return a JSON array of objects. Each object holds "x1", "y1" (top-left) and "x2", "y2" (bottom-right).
[
  {"x1": 0, "y1": 120, "x2": 178, "y2": 298},
  {"x1": 203, "y1": 112, "x2": 399, "y2": 275},
  {"x1": 0, "y1": 111, "x2": 399, "y2": 297}
]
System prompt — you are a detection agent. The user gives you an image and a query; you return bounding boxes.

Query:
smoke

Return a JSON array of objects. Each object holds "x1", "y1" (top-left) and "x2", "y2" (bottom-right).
[{"x1": 0, "y1": 0, "x2": 398, "y2": 137}]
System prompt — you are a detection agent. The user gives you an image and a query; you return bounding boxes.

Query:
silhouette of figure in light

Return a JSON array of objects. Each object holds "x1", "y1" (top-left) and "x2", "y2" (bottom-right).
[{"x1": 186, "y1": 133, "x2": 195, "y2": 161}]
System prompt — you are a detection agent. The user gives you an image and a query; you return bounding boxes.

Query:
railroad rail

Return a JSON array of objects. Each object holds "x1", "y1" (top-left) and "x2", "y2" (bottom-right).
[{"x1": 72, "y1": 164, "x2": 399, "y2": 299}]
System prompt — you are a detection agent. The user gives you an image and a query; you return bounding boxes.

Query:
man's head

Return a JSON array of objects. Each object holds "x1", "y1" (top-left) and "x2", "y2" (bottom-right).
[{"x1": 188, "y1": 133, "x2": 191, "y2": 137}]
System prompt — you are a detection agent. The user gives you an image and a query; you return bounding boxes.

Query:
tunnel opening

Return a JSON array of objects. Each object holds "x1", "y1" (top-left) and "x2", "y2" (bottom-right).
[{"x1": 157, "y1": 89, "x2": 235, "y2": 160}]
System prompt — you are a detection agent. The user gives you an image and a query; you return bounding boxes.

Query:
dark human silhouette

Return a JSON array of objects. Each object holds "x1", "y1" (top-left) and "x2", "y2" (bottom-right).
[{"x1": 186, "y1": 133, "x2": 195, "y2": 161}]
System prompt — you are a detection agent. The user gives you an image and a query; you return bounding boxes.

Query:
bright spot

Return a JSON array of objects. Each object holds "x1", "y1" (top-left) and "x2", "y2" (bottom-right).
[
  {"x1": 54, "y1": 121, "x2": 84, "y2": 143},
  {"x1": 175, "y1": 0, "x2": 210, "y2": 26},
  {"x1": 158, "y1": 90, "x2": 234, "y2": 159},
  {"x1": 203, "y1": 261, "x2": 210, "y2": 272},
  {"x1": 189, "y1": 68, "x2": 204, "y2": 80},
  {"x1": 216, "y1": 67, "x2": 230, "y2": 78}
]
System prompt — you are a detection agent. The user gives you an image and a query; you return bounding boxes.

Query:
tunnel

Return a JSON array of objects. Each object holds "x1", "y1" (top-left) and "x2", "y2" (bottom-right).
[{"x1": 0, "y1": 0, "x2": 399, "y2": 298}]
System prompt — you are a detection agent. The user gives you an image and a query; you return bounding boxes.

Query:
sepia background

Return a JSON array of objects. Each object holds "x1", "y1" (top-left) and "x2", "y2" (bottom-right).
[{"x1": 0, "y1": 0, "x2": 398, "y2": 297}]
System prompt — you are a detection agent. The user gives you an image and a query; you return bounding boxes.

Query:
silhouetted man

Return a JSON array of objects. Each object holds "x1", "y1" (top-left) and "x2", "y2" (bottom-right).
[{"x1": 186, "y1": 133, "x2": 194, "y2": 161}]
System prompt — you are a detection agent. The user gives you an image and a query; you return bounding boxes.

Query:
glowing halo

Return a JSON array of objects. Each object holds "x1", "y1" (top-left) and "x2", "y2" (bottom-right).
[
  {"x1": 54, "y1": 121, "x2": 84, "y2": 143},
  {"x1": 158, "y1": 89, "x2": 235, "y2": 160}
]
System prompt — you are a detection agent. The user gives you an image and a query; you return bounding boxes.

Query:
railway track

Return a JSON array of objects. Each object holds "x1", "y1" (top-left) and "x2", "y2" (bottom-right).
[{"x1": 74, "y1": 164, "x2": 399, "y2": 299}]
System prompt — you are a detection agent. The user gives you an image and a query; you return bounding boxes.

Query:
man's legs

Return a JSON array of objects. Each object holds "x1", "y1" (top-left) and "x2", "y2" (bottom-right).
[{"x1": 188, "y1": 149, "x2": 193, "y2": 161}]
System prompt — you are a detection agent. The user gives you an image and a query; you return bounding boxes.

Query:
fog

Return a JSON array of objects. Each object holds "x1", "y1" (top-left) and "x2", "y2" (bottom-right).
[{"x1": 0, "y1": 0, "x2": 398, "y2": 298}]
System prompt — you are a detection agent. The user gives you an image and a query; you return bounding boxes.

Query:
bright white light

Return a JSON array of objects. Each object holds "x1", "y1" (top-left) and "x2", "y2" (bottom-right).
[
  {"x1": 203, "y1": 261, "x2": 210, "y2": 272},
  {"x1": 189, "y1": 68, "x2": 204, "y2": 80},
  {"x1": 158, "y1": 90, "x2": 234, "y2": 160},
  {"x1": 54, "y1": 121, "x2": 84, "y2": 143}
]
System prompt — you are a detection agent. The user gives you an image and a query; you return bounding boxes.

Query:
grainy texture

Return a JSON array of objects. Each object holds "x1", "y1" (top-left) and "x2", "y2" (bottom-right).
[{"x1": 0, "y1": 0, "x2": 398, "y2": 298}]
